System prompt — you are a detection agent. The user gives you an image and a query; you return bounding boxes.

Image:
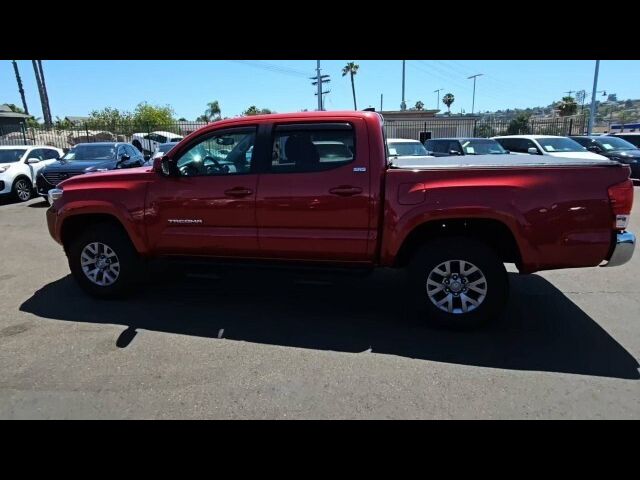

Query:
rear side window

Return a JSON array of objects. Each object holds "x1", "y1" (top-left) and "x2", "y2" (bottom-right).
[
  {"x1": 425, "y1": 140, "x2": 448, "y2": 153},
  {"x1": 496, "y1": 138, "x2": 537, "y2": 153},
  {"x1": 447, "y1": 141, "x2": 463, "y2": 154},
  {"x1": 42, "y1": 148, "x2": 60, "y2": 160},
  {"x1": 270, "y1": 123, "x2": 355, "y2": 173}
]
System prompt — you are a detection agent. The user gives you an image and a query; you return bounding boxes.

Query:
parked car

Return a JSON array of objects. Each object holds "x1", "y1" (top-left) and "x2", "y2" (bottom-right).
[
  {"x1": 424, "y1": 138, "x2": 510, "y2": 157},
  {"x1": 45, "y1": 111, "x2": 635, "y2": 329},
  {"x1": 36, "y1": 142, "x2": 145, "y2": 202},
  {"x1": 386, "y1": 138, "x2": 435, "y2": 167},
  {"x1": 610, "y1": 132, "x2": 640, "y2": 148},
  {"x1": 387, "y1": 138, "x2": 430, "y2": 157},
  {"x1": 0, "y1": 145, "x2": 63, "y2": 202},
  {"x1": 493, "y1": 135, "x2": 608, "y2": 160},
  {"x1": 131, "y1": 131, "x2": 184, "y2": 155},
  {"x1": 147, "y1": 142, "x2": 180, "y2": 165},
  {"x1": 570, "y1": 135, "x2": 640, "y2": 179}
]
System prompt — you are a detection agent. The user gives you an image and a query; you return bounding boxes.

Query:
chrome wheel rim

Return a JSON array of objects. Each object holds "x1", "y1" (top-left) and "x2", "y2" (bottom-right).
[
  {"x1": 80, "y1": 242, "x2": 121, "y2": 286},
  {"x1": 426, "y1": 260, "x2": 487, "y2": 314},
  {"x1": 15, "y1": 180, "x2": 31, "y2": 201}
]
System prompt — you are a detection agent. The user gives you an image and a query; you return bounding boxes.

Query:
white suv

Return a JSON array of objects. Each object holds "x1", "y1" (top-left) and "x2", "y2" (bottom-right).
[
  {"x1": 0, "y1": 145, "x2": 64, "y2": 202},
  {"x1": 492, "y1": 135, "x2": 608, "y2": 160},
  {"x1": 131, "y1": 131, "x2": 183, "y2": 155}
]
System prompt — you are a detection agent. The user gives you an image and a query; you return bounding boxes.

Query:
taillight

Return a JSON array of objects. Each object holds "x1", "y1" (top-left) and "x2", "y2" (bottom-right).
[{"x1": 608, "y1": 179, "x2": 634, "y2": 230}]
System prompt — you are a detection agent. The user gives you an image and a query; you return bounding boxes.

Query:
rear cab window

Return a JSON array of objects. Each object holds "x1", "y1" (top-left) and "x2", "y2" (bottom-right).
[{"x1": 270, "y1": 123, "x2": 355, "y2": 173}]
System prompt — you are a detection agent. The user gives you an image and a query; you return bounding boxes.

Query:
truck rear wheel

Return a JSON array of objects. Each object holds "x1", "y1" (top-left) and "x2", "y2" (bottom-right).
[
  {"x1": 67, "y1": 223, "x2": 142, "y2": 298},
  {"x1": 408, "y1": 237, "x2": 509, "y2": 329}
]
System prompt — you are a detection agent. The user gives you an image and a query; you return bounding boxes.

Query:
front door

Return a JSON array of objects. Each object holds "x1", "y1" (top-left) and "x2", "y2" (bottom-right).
[
  {"x1": 145, "y1": 126, "x2": 260, "y2": 257},
  {"x1": 255, "y1": 120, "x2": 372, "y2": 262}
]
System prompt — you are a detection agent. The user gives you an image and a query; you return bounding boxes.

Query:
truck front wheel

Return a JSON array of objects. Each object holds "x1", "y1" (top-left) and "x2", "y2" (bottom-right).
[
  {"x1": 408, "y1": 237, "x2": 509, "y2": 329},
  {"x1": 67, "y1": 223, "x2": 142, "y2": 298}
]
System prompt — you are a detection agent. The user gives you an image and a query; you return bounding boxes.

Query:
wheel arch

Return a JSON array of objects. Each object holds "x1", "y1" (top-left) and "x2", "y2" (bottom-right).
[
  {"x1": 394, "y1": 217, "x2": 523, "y2": 269},
  {"x1": 60, "y1": 213, "x2": 140, "y2": 254}
]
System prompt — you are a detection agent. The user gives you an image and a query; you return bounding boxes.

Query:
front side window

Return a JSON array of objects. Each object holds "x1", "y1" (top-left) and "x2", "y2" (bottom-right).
[
  {"x1": 271, "y1": 124, "x2": 355, "y2": 173},
  {"x1": 26, "y1": 149, "x2": 44, "y2": 161},
  {"x1": 537, "y1": 137, "x2": 586, "y2": 153},
  {"x1": 41, "y1": 149, "x2": 60, "y2": 160},
  {"x1": 0, "y1": 149, "x2": 27, "y2": 163},
  {"x1": 175, "y1": 129, "x2": 256, "y2": 176}
]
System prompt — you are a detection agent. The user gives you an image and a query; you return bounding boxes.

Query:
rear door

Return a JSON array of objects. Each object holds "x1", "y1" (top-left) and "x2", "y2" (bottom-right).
[{"x1": 255, "y1": 120, "x2": 372, "y2": 262}]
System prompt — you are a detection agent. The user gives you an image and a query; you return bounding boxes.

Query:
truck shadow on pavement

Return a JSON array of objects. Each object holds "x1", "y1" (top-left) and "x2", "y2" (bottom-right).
[{"x1": 20, "y1": 269, "x2": 640, "y2": 380}]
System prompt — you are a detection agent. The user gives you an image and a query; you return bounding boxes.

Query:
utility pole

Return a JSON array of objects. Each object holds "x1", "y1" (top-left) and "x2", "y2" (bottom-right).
[
  {"x1": 400, "y1": 60, "x2": 406, "y2": 111},
  {"x1": 380, "y1": 93, "x2": 383, "y2": 112},
  {"x1": 588, "y1": 60, "x2": 600, "y2": 135},
  {"x1": 38, "y1": 60, "x2": 52, "y2": 126},
  {"x1": 564, "y1": 90, "x2": 575, "y2": 97},
  {"x1": 311, "y1": 60, "x2": 330, "y2": 111},
  {"x1": 11, "y1": 60, "x2": 29, "y2": 115},
  {"x1": 32, "y1": 60, "x2": 49, "y2": 126},
  {"x1": 468, "y1": 73, "x2": 483, "y2": 115},
  {"x1": 434, "y1": 88, "x2": 443, "y2": 110}
]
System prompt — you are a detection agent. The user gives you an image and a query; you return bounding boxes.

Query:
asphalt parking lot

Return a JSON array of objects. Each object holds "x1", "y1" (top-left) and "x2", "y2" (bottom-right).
[{"x1": 1, "y1": 191, "x2": 639, "y2": 419}]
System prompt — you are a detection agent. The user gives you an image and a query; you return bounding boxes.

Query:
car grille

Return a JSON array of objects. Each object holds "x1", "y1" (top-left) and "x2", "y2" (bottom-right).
[{"x1": 41, "y1": 171, "x2": 84, "y2": 185}]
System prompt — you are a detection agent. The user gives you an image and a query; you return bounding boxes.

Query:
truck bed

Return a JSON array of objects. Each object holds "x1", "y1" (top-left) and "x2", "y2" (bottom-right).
[
  {"x1": 391, "y1": 153, "x2": 620, "y2": 169},
  {"x1": 381, "y1": 157, "x2": 631, "y2": 273}
]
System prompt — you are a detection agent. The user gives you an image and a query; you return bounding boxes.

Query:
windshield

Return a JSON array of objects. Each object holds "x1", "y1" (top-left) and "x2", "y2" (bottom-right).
[
  {"x1": 461, "y1": 139, "x2": 507, "y2": 155},
  {"x1": 0, "y1": 149, "x2": 27, "y2": 163},
  {"x1": 62, "y1": 145, "x2": 117, "y2": 161},
  {"x1": 537, "y1": 137, "x2": 587, "y2": 153},
  {"x1": 388, "y1": 141, "x2": 428, "y2": 157},
  {"x1": 596, "y1": 137, "x2": 636, "y2": 151}
]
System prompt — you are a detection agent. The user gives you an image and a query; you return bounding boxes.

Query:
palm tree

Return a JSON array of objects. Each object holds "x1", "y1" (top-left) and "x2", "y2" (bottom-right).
[
  {"x1": 442, "y1": 93, "x2": 455, "y2": 115},
  {"x1": 11, "y1": 61, "x2": 29, "y2": 115},
  {"x1": 342, "y1": 62, "x2": 360, "y2": 110},
  {"x1": 205, "y1": 100, "x2": 221, "y2": 121}
]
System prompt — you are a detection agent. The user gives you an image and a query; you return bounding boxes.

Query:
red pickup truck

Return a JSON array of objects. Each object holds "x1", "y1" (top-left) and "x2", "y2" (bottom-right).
[{"x1": 45, "y1": 111, "x2": 636, "y2": 327}]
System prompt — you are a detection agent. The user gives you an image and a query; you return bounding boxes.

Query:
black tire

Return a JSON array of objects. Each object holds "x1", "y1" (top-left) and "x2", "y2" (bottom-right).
[
  {"x1": 67, "y1": 222, "x2": 142, "y2": 298},
  {"x1": 408, "y1": 237, "x2": 509, "y2": 329},
  {"x1": 12, "y1": 177, "x2": 33, "y2": 202}
]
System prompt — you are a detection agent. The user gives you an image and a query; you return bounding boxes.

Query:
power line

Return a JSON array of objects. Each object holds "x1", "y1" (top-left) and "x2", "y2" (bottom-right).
[{"x1": 228, "y1": 60, "x2": 312, "y2": 78}]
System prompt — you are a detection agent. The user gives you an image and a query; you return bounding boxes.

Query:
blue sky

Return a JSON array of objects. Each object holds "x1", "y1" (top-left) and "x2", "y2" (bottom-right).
[{"x1": 2, "y1": 60, "x2": 639, "y2": 120}]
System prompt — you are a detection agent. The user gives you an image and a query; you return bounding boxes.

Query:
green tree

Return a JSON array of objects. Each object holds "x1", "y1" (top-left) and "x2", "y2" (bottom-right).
[
  {"x1": 557, "y1": 96, "x2": 577, "y2": 117},
  {"x1": 414, "y1": 100, "x2": 424, "y2": 111},
  {"x1": 474, "y1": 123, "x2": 495, "y2": 138},
  {"x1": 132, "y1": 102, "x2": 175, "y2": 127},
  {"x1": 205, "y1": 100, "x2": 222, "y2": 121},
  {"x1": 86, "y1": 107, "x2": 132, "y2": 131},
  {"x1": 442, "y1": 93, "x2": 455, "y2": 115},
  {"x1": 507, "y1": 113, "x2": 531, "y2": 135},
  {"x1": 342, "y1": 62, "x2": 360, "y2": 110},
  {"x1": 243, "y1": 106, "x2": 273, "y2": 116}
]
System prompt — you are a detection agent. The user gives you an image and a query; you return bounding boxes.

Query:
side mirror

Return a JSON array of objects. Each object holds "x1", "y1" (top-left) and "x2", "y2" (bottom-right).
[
  {"x1": 144, "y1": 154, "x2": 151, "y2": 161},
  {"x1": 154, "y1": 156, "x2": 175, "y2": 177},
  {"x1": 587, "y1": 145, "x2": 601, "y2": 153},
  {"x1": 527, "y1": 147, "x2": 540, "y2": 155},
  {"x1": 26, "y1": 157, "x2": 40, "y2": 164}
]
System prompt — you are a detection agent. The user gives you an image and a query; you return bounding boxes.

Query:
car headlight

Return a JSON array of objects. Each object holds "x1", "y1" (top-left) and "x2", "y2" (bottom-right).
[
  {"x1": 0, "y1": 165, "x2": 11, "y2": 173},
  {"x1": 48, "y1": 188, "x2": 63, "y2": 204}
]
